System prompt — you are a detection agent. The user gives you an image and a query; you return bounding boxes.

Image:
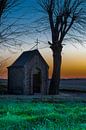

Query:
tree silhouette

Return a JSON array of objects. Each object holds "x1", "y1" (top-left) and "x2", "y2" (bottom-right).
[
  {"x1": 0, "y1": 0, "x2": 30, "y2": 48},
  {"x1": 0, "y1": 0, "x2": 19, "y2": 44},
  {"x1": 0, "y1": 0, "x2": 18, "y2": 18},
  {"x1": 37, "y1": 0, "x2": 86, "y2": 94}
]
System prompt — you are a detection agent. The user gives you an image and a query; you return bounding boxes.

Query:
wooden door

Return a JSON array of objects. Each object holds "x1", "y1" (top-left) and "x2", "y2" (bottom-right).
[{"x1": 33, "y1": 72, "x2": 41, "y2": 94}]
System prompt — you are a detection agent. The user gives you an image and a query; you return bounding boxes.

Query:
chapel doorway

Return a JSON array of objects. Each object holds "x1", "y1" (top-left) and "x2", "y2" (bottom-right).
[{"x1": 33, "y1": 68, "x2": 42, "y2": 94}]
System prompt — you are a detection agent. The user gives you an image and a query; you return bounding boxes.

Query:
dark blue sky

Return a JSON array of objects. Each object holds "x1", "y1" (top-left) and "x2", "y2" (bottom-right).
[{"x1": 6, "y1": 0, "x2": 50, "y2": 44}]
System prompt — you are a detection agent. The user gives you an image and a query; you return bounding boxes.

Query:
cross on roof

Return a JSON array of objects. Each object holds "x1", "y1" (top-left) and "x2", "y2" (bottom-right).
[{"x1": 35, "y1": 38, "x2": 40, "y2": 50}]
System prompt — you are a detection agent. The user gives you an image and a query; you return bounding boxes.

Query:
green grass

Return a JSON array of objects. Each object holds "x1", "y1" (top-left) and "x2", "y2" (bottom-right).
[{"x1": 0, "y1": 99, "x2": 86, "y2": 130}]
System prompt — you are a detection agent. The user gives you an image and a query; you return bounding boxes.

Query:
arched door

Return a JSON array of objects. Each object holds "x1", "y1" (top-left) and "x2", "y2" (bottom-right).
[{"x1": 33, "y1": 68, "x2": 42, "y2": 94}]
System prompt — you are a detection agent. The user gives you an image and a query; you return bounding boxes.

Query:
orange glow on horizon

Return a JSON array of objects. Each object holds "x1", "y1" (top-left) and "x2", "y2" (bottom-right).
[
  {"x1": 0, "y1": 47, "x2": 86, "y2": 79},
  {"x1": 40, "y1": 47, "x2": 86, "y2": 79}
]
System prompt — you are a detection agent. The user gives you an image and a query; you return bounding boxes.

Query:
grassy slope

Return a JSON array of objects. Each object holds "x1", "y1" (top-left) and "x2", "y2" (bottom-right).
[{"x1": 0, "y1": 99, "x2": 86, "y2": 130}]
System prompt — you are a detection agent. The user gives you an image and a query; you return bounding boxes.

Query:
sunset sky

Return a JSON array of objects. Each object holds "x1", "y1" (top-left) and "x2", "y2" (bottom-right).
[
  {"x1": 0, "y1": 44, "x2": 86, "y2": 79},
  {"x1": 0, "y1": 0, "x2": 86, "y2": 79},
  {"x1": 41, "y1": 44, "x2": 86, "y2": 79}
]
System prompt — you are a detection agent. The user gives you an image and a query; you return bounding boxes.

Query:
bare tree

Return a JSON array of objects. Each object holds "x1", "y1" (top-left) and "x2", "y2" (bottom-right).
[
  {"x1": 0, "y1": 0, "x2": 18, "y2": 43},
  {"x1": 37, "y1": 0, "x2": 86, "y2": 94},
  {"x1": 0, "y1": 0, "x2": 30, "y2": 47},
  {"x1": 0, "y1": 0, "x2": 18, "y2": 18}
]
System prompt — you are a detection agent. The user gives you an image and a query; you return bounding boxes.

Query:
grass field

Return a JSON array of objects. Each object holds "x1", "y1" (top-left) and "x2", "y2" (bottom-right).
[{"x1": 0, "y1": 99, "x2": 86, "y2": 130}]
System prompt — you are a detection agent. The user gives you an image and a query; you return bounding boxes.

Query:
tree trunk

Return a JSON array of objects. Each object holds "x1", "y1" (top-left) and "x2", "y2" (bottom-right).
[{"x1": 49, "y1": 46, "x2": 62, "y2": 95}]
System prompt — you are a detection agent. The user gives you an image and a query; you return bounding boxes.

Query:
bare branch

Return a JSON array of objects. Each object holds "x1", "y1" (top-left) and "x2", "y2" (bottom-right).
[
  {"x1": 0, "y1": 0, "x2": 32, "y2": 49},
  {"x1": 37, "y1": 0, "x2": 86, "y2": 46}
]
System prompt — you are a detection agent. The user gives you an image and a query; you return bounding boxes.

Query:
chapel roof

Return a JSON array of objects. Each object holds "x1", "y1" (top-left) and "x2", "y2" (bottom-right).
[{"x1": 8, "y1": 50, "x2": 49, "y2": 68}]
